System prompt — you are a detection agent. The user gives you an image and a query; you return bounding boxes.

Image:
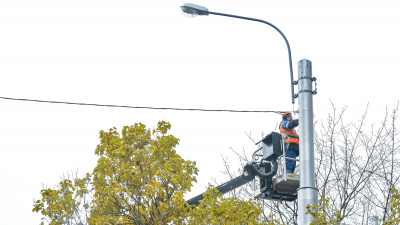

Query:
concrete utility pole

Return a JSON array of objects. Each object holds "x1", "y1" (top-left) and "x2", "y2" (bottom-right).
[
  {"x1": 368, "y1": 216, "x2": 379, "y2": 225},
  {"x1": 297, "y1": 58, "x2": 318, "y2": 224}
]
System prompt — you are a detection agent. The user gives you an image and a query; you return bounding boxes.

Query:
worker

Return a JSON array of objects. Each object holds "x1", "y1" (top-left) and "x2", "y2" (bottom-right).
[{"x1": 279, "y1": 112, "x2": 299, "y2": 173}]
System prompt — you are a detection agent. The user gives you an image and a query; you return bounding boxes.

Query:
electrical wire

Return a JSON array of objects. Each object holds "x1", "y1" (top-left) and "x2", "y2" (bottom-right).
[{"x1": 0, "y1": 96, "x2": 298, "y2": 114}]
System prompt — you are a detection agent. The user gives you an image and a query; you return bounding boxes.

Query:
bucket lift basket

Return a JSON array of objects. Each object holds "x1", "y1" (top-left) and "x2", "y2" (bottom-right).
[{"x1": 254, "y1": 132, "x2": 300, "y2": 202}]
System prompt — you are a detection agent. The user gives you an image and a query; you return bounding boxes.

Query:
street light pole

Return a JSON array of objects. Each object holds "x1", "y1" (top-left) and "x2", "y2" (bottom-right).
[
  {"x1": 180, "y1": 4, "x2": 318, "y2": 224},
  {"x1": 297, "y1": 58, "x2": 318, "y2": 224}
]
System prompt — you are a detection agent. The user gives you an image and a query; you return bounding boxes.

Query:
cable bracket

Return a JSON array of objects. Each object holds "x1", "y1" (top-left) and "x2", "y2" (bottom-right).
[
  {"x1": 293, "y1": 77, "x2": 317, "y2": 97},
  {"x1": 313, "y1": 77, "x2": 317, "y2": 94}
]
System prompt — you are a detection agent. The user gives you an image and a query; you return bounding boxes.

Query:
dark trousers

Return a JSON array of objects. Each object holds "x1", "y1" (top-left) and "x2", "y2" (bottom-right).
[{"x1": 285, "y1": 150, "x2": 299, "y2": 173}]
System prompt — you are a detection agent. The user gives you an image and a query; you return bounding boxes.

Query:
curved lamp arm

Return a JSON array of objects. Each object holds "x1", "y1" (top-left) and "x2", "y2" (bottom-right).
[
  {"x1": 209, "y1": 11, "x2": 295, "y2": 104},
  {"x1": 180, "y1": 4, "x2": 295, "y2": 104}
]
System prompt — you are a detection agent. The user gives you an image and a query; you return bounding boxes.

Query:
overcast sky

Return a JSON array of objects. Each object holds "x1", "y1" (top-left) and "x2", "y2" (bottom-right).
[{"x1": 1, "y1": 0, "x2": 399, "y2": 223}]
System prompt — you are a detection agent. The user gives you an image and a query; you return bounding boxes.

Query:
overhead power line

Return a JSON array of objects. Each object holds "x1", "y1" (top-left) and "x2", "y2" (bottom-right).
[{"x1": 0, "y1": 96, "x2": 297, "y2": 114}]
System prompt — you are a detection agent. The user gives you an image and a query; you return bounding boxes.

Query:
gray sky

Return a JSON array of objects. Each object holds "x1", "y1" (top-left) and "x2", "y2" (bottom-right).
[{"x1": 1, "y1": 0, "x2": 399, "y2": 223}]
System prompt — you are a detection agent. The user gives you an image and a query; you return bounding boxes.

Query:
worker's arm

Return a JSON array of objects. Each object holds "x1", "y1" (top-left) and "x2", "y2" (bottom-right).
[{"x1": 286, "y1": 119, "x2": 299, "y2": 129}]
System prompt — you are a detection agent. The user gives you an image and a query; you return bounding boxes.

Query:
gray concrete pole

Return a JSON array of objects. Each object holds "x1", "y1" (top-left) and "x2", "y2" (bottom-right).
[
  {"x1": 297, "y1": 58, "x2": 318, "y2": 225},
  {"x1": 368, "y1": 216, "x2": 379, "y2": 225}
]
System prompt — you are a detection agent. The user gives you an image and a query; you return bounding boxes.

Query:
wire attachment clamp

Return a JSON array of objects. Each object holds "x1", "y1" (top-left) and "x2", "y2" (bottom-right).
[{"x1": 293, "y1": 77, "x2": 317, "y2": 98}]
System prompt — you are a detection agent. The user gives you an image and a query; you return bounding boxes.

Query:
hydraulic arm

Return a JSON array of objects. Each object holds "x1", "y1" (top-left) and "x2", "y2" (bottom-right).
[
  {"x1": 185, "y1": 167, "x2": 255, "y2": 206},
  {"x1": 186, "y1": 132, "x2": 300, "y2": 206}
]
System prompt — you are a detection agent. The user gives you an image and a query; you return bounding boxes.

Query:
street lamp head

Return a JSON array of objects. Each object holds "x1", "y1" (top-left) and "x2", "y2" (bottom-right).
[{"x1": 180, "y1": 3, "x2": 209, "y2": 18}]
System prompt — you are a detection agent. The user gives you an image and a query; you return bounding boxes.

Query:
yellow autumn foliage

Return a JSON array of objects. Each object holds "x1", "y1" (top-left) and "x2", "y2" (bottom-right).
[
  {"x1": 33, "y1": 121, "x2": 264, "y2": 224},
  {"x1": 382, "y1": 187, "x2": 400, "y2": 224},
  {"x1": 306, "y1": 196, "x2": 341, "y2": 225},
  {"x1": 186, "y1": 185, "x2": 266, "y2": 224}
]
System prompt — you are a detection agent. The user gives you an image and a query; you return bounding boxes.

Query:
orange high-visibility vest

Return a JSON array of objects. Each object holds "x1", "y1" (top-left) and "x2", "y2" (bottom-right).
[{"x1": 279, "y1": 121, "x2": 299, "y2": 145}]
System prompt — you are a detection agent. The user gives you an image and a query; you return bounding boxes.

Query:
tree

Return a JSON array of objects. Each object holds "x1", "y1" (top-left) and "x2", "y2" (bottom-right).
[
  {"x1": 32, "y1": 171, "x2": 91, "y2": 225},
  {"x1": 381, "y1": 187, "x2": 400, "y2": 224},
  {"x1": 186, "y1": 185, "x2": 266, "y2": 224},
  {"x1": 215, "y1": 101, "x2": 400, "y2": 224},
  {"x1": 305, "y1": 187, "x2": 400, "y2": 225},
  {"x1": 364, "y1": 104, "x2": 400, "y2": 223},
  {"x1": 305, "y1": 196, "x2": 341, "y2": 225},
  {"x1": 33, "y1": 121, "x2": 264, "y2": 224}
]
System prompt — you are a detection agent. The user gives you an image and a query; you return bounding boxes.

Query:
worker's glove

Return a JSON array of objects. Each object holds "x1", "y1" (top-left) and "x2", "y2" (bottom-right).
[{"x1": 293, "y1": 119, "x2": 299, "y2": 127}]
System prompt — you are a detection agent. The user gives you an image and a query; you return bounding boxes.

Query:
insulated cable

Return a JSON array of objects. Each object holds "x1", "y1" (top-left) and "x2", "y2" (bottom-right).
[{"x1": 0, "y1": 96, "x2": 298, "y2": 114}]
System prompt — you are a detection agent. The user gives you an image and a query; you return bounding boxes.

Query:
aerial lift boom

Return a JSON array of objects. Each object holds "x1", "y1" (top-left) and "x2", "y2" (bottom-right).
[{"x1": 186, "y1": 132, "x2": 300, "y2": 206}]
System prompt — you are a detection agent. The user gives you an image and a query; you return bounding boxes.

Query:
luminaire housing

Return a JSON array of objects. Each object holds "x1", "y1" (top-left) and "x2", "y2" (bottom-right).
[{"x1": 180, "y1": 3, "x2": 209, "y2": 18}]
